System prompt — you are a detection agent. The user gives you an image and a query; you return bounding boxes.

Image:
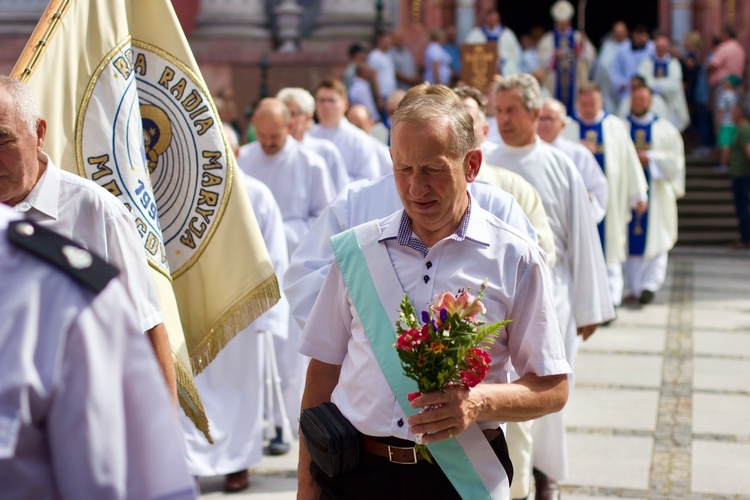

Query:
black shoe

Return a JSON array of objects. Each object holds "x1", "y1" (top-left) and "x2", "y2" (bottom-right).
[
  {"x1": 267, "y1": 426, "x2": 290, "y2": 456},
  {"x1": 533, "y1": 467, "x2": 560, "y2": 500},
  {"x1": 639, "y1": 290, "x2": 654, "y2": 305}
]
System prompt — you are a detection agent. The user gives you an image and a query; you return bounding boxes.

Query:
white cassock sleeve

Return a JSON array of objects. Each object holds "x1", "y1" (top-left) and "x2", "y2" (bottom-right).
[
  {"x1": 499, "y1": 29, "x2": 522, "y2": 75},
  {"x1": 576, "y1": 147, "x2": 609, "y2": 224},
  {"x1": 647, "y1": 121, "x2": 686, "y2": 198}
]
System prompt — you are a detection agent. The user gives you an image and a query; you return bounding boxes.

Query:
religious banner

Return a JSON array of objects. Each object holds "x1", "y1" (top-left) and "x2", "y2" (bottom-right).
[
  {"x1": 461, "y1": 43, "x2": 498, "y2": 92},
  {"x1": 12, "y1": 0, "x2": 280, "y2": 441}
]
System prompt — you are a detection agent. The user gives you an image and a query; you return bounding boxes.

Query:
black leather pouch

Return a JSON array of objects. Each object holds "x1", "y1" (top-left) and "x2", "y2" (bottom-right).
[{"x1": 299, "y1": 402, "x2": 360, "y2": 477}]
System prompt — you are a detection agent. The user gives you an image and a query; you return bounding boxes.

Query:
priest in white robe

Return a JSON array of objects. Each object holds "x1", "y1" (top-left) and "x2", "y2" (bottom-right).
[
  {"x1": 277, "y1": 87, "x2": 350, "y2": 194},
  {"x1": 464, "y1": 10, "x2": 522, "y2": 76},
  {"x1": 537, "y1": 0, "x2": 596, "y2": 115},
  {"x1": 564, "y1": 83, "x2": 649, "y2": 307},
  {"x1": 624, "y1": 86, "x2": 685, "y2": 304},
  {"x1": 487, "y1": 74, "x2": 615, "y2": 496},
  {"x1": 238, "y1": 98, "x2": 336, "y2": 450},
  {"x1": 616, "y1": 76, "x2": 671, "y2": 123},
  {"x1": 309, "y1": 79, "x2": 382, "y2": 182},
  {"x1": 610, "y1": 26, "x2": 654, "y2": 106},
  {"x1": 637, "y1": 34, "x2": 691, "y2": 132},
  {"x1": 539, "y1": 98, "x2": 609, "y2": 223},
  {"x1": 181, "y1": 125, "x2": 291, "y2": 493},
  {"x1": 346, "y1": 104, "x2": 394, "y2": 177},
  {"x1": 593, "y1": 21, "x2": 630, "y2": 112}
]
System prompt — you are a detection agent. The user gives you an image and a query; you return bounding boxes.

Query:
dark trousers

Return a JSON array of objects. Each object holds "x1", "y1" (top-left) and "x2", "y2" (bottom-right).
[
  {"x1": 311, "y1": 431, "x2": 513, "y2": 499},
  {"x1": 732, "y1": 176, "x2": 750, "y2": 243}
]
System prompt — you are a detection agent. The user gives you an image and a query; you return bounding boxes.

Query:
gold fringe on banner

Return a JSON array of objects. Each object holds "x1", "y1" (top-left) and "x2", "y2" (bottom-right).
[
  {"x1": 174, "y1": 355, "x2": 213, "y2": 444},
  {"x1": 189, "y1": 273, "x2": 280, "y2": 375}
]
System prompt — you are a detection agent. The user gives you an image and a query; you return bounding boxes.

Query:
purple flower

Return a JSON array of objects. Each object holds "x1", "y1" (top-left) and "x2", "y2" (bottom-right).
[
  {"x1": 421, "y1": 310, "x2": 430, "y2": 324},
  {"x1": 440, "y1": 308, "x2": 448, "y2": 324}
]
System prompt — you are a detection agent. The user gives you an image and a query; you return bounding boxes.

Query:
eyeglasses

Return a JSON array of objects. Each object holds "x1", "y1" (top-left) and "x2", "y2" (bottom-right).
[{"x1": 316, "y1": 98, "x2": 341, "y2": 104}]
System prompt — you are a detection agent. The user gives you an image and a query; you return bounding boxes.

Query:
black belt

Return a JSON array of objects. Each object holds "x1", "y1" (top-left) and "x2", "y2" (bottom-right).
[{"x1": 361, "y1": 429, "x2": 502, "y2": 464}]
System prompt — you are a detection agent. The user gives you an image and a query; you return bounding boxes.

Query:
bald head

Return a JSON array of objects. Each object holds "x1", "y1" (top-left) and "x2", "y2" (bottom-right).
[
  {"x1": 346, "y1": 104, "x2": 375, "y2": 134},
  {"x1": 252, "y1": 98, "x2": 291, "y2": 155}
]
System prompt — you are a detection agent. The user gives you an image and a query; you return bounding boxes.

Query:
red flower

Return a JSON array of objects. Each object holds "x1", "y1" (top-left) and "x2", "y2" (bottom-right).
[
  {"x1": 408, "y1": 392, "x2": 421, "y2": 402},
  {"x1": 395, "y1": 327, "x2": 429, "y2": 351},
  {"x1": 460, "y1": 348, "x2": 492, "y2": 388}
]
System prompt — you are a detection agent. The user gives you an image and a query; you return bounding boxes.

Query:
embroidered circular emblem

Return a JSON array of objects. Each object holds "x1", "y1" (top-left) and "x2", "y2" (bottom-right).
[{"x1": 76, "y1": 37, "x2": 231, "y2": 277}]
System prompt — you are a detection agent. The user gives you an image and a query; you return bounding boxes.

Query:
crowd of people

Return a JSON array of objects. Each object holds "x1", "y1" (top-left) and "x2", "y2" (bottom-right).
[{"x1": 2, "y1": 0, "x2": 750, "y2": 499}]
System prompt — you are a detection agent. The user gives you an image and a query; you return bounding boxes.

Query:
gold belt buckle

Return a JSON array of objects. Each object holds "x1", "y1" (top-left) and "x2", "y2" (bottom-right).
[{"x1": 388, "y1": 445, "x2": 418, "y2": 464}]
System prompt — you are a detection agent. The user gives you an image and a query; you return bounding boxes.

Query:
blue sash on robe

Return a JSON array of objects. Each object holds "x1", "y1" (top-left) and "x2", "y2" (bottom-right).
[
  {"x1": 653, "y1": 56, "x2": 669, "y2": 79},
  {"x1": 627, "y1": 116, "x2": 656, "y2": 256},
  {"x1": 554, "y1": 29, "x2": 577, "y2": 114},
  {"x1": 574, "y1": 112, "x2": 608, "y2": 251}
]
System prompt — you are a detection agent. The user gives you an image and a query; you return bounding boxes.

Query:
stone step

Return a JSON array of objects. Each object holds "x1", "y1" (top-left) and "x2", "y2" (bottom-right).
[
  {"x1": 677, "y1": 231, "x2": 739, "y2": 245},
  {"x1": 678, "y1": 204, "x2": 736, "y2": 215},
  {"x1": 678, "y1": 217, "x2": 738, "y2": 228},
  {"x1": 685, "y1": 177, "x2": 732, "y2": 190},
  {"x1": 679, "y1": 190, "x2": 734, "y2": 202}
]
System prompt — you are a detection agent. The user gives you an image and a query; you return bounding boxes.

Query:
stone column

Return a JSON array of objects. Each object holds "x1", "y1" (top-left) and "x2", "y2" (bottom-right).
[
  {"x1": 0, "y1": 0, "x2": 47, "y2": 35},
  {"x1": 194, "y1": 0, "x2": 270, "y2": 38},
  {"x1": 312, "y1": 0, "x2": 389, "y2": 40},
  {"x1": 671, "y1": 0, "x2": 693, "y2": 46},
  {"x1": 274, "y1": 0, "x2": 303, "y2": 52},
  {"x1": 456, "y1": 0, "x2": 476, "y2": 45}
]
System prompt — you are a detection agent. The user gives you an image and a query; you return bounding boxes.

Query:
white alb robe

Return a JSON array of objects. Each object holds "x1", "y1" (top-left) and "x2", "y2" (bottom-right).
[
  {"x1": 237, "y1": 137, "x2": 335, "y2": 256},
  {"x1": 371, "y1": 136, "x2": 393, "y2": 177},
  {"x1": 309, "y1": 119, "x2": 381, "y2": 182},
  {"x1": 594, "y1": 38, "x2": 629, "y2": 112},
  {"x1": 563, "y1": 113, "x2": 649, "y2": 266},
  {"x1": 464, "y1": 25, "x2": 523, "y2": 76},
  {"x1": 638, "y1": 56, "x2": 691, "y2": 132},
  {"x1": 284, "y1": 174, "x2": 538, "y2": 328},
  {"x1": 301, "y1": 134, "x2": 350, "y2": 194},
  {"x1": 550, "y1": 135, "x2": 609, "y2": 223},
  {"x1": 486, "y1": 139, "x2": 614, "y2": 482},
  {"x1": 537, "y1": 30, "x2": 596, "y2": 107},
  {"x1": 181, "y1": 174, "x2": 290, "y2": 476},
  {"x1": 616, "y1": 92, "x2": 671, "y2": 123}
]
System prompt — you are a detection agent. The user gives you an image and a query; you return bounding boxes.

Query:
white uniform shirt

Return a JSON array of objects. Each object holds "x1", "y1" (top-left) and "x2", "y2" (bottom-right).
[
  {"x1": 238, "y1": 137, "x2": 335, "y2": 256},
  {"x1": 300, "y1": 134, "x2": 350, "y2": 193},
  {"x1": 298, "y1": 200, "x2": 570, "y2": 439},
  {"x1": 0, "y1": 207, "x2": 194, "y2": 499},
  {"x1": 550, "y1": 135, "x2": 609, "y2": 223},
  {"x1": 372, "y1": 136, "x2": 393, "y2": 177},
  {"x1": 12, "y1": 157, "x2": 162, "y2": 333},
  {"x1": 284, "y1": 174, "x2": 538, "y2": 328},
  {"x1": 367, "y1": 48, "x2": 397, "y2": 99},
  {"x1": 310, "y1": 119, "x2": 381, "y2": 182},
  {"x1": 348, "y1": 77, "x2": 380, "y2": 123}
]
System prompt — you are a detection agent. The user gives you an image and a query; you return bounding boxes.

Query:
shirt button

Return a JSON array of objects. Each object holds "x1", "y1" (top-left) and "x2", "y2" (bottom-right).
[
  {"x1": 426, "y1": 261, "x2": 432, "y2": 269},
  {"x1": 424, "y1": 275, "x2": 430, "y2": 283},
  {"x1": 397, "y1": 419, "x2": 404, "y2": 427}
]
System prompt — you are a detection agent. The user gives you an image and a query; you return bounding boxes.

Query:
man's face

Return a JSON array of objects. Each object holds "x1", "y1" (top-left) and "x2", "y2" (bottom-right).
[
  {"x1": 0, "y1": 91, "x2": 46, "y2": 207},
  {"x1": 633, "y1": 31, "x2": 649, "y2": 49},
  {"x1": 285, "y1": 101, "x2": 312, "y2": 141},
  {"x1": 253, "y1": 112, "x2": 289, "y2": 156},
  {"x1": 631, "y1": 88, "x2": 652, "y2": 117},
  {"x1": 495, "y1": 88, "x2": 539, "y2": 147},
  {"x1": 462, "y1": 98, "x2": 486, "y2": 147},
  {"x1": 391, "y1": 119, "x2": 479, "y2": 238},
  {"x1": 487, "y1": 11, "x2": 500, "y2": 28},
  {"x1": 315, "y1": 87, "x2": 347, "y2": 127},
  {"x1": 655, "y1": 37, "x2": 670, "y2": 58},
  {"x1": 612, "y1": 22, "x2": 628, "y2": 42},
  {"x1": 537, "y1": 104, "x2": 566, "y2": 143},
  {"x1": 577, "y1": 91, "x2": 602, "y2": 122}
]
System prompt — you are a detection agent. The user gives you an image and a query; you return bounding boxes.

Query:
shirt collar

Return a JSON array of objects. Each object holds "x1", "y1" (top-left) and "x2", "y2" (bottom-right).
[
  {"x1": 13, "y1": 153, "x2": 59, "y2": 220},
  {"x1": 630, "y1": 111, "x2": 656, "y2": 125},
  {"x1": 379, "y1": 193, "x2": 489, "y2": 255}
]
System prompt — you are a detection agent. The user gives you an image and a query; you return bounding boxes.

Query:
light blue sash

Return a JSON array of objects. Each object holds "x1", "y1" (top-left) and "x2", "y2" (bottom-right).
[{"x1": 331, "y1": 221, "x2": 509, "y2": 500}]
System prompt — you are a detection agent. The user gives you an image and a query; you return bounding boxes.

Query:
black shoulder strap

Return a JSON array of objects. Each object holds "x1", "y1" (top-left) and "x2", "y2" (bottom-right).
[{"x1": 8, "y1": 220, "x2": 119, "y2": 294}]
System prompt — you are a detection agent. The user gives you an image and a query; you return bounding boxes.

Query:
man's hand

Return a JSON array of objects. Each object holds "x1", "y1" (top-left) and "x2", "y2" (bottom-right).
[
  {"x1": 637, "y1": 150, "x2": 649, "y2": 168},
  {"x1": 146, "y1": 323, "x2": 178, "y2": 408},
  {"x1": 577, "y1": 323, "x2": 599, "y2": 341},
  {"x1": 406, "y1": 386, "x2": 482, "y2": 443},
  {"x1": 634, "y1": 199, "x2": 648, "y2": 217}
]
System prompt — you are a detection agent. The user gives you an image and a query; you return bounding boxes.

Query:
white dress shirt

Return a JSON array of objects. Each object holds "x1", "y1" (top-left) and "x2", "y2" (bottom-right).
[
  {"x1": 0, "y1": 206, "x2": 195, "y2": 499},
  {"x1": 300, "y1": 134, "x2": 350, "y2": 193},
  {"x1": 298, "y1": 200, "x2": 569, "y2": 439},
  {"x1": 367, "y1": 48, "x2": 397, "y2": 98},
  {"x1": 12, "y1": 156, "x2": 162, "y2": 332}
]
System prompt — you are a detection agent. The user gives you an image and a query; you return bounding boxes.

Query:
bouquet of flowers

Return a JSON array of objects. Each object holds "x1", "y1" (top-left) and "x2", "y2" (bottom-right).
[{"x1": 393, "y1": 281, "x2": 510, "y2": 461}]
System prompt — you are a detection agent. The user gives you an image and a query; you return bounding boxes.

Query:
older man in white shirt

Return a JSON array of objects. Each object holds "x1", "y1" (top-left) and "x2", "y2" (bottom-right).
[
  {"x1": 624, "y1": 85, "x2": 685, "y2": 304},
  {"x1": 0, "y1": 205, "x2": 194, "y2": 499},
  {"x1": 487, "y1": 74, "x2": 614, "y2": 498},
  {"x1": 565, "y1": 83, "x2": 649, "y2": 307},
  {"x1": 297, "y1": 82, "x2": 570, "y2": 500},
  {"x1": 538, "y1": 97, "x2": 609, "y2": 223},
  {"x1": 276, "y1": 87, "x2": 349, "y2": 194},
  {"x1": 0, "y1": 76, "x2": 177, "y2": 403},
  {"x1": 310, "y1": 78, "x2": 381, "y2": 182}
]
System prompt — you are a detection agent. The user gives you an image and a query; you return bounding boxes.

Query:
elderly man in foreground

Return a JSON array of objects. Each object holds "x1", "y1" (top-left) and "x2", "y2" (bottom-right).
[{"x1": 296, "y1": 84, "x2": 570, "y2": 499}]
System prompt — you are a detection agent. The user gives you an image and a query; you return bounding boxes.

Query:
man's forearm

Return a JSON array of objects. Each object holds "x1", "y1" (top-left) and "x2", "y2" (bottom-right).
[
  {"x1": 146, "y1": 323, "x2": 178, "y2": 408},
  {"x1": 475, "y1": 373, "x2": 569, "y2": 422}
]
